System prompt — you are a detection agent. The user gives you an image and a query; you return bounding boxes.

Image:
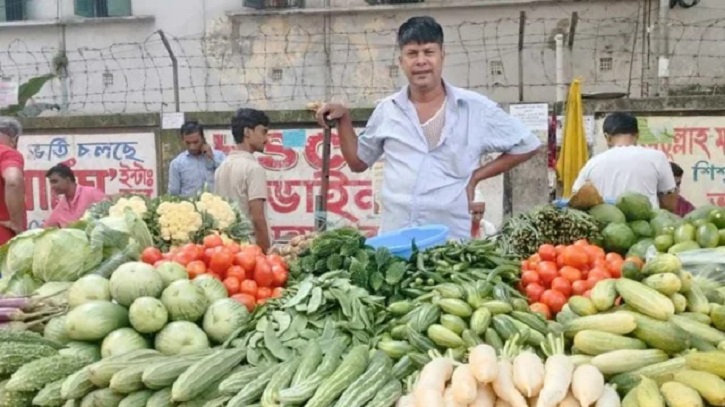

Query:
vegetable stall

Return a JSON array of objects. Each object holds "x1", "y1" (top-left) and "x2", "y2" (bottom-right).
[{"x1": 0, "y1": 190, "x2": 723, "y2": 407}]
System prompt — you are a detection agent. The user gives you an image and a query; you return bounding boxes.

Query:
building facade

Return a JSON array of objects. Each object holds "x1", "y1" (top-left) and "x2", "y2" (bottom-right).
[{"x1": 0, "y1": 0, "x2": 723, "y2": 115}]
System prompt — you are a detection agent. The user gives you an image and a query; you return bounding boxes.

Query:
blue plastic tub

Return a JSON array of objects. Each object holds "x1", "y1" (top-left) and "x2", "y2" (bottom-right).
[{"x1": 365, "y1": 224, "x2": 450, "y2": 260}]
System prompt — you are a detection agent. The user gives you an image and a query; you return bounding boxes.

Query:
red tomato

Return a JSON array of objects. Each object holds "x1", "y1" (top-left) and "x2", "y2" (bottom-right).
[
  {"x1": 588, "y1": 267, "x2": 612, "y2": 281},
  {"x1": 561, "y1": 246, "x2": 589, "y2": 269},
  {"x1": 257, "y1": 287, "x2": 272, "y2": 300},
  {"x1": 173, "y1": 251, "x2": 195, "y2": 267},
  {"x1": 245, "y1": 245, "x2": 264, "y2": 257},
  {"x1": 529, "y1": 302, "x2": 552, "y2": 320},
  {"x1": 571, "y1": 280, "x2": 589, "y2": 295},
  {"x1": 537, "y1": 244, "x2": 557, "y2": 262},
  {"x1": 550, "y1": 277, "x2": 572, "y2": 297},
  {"x1": 540, "y1": 289, "x2": 567, "y2": 314},
  {"x1": 226, "y1": 242, "x2": 242, "y2": 254},
  {"x1": 141, "y1": 247, "x2": 163, "y2": 265},
  {"x1": 559, "y1": 266, "x2": 582, "y2": 283},
  {"x1": 231, "y1": 293, "x2": 256, "y2": 312},
  {"x1": 537, "y1": 261, "x2": 559, "y2": 287},
  {"x1": 226, "y1": 265, "x2": 246, "y2": 282},
  {"x1": 583, "y1": 245, "x2": 605, "y2": 263},
  {"x1": 267, "y1": 254, "x2": 286, "y2": 268},
  {"x1": 583, "y1": 290, "x2": 592, "y2": 298},
  {"x1": 525, "y1": 283, "x2": 546, "y2": 303},
  {"x1": 186, "y1": 260, "x2": 207, "y2": 279},
  {"x1": 209, "y1": 250, "x2": 234, "y2": 276},
  {"x1": 253, "y1": 257, "x2": 275, "y2": 288},
  {"x1": 521, "y1": 260, "x2": 531, "y2": 271},
  {"x1": 257, "y1": 298, "x2": 268, "y2": 305},
  {"x1": 206, "y1": 272, "x2": 222, "y2": 281},
  {"x1": 607, "y1": 259, "x2": 624, "y2": 278},
  {"x1": 223, "y1": 277, "x2": 241, "y2": 295},
  {"x1": 271, "y1": 287, "x2": 284, "y2": 299},
  {"x1": 234, "y1": 251, "x2": 257, "y2": 275},
  {"x1": 203, "y1": 234, "x2": 224, "y2": 249},
  {"x1": 605, "y1": 252, "x2": 624, "y2": 263},
  {"x1": 271, "y1": 264, "x2": 288, "y2": 287},
  {"x1": 520, "y1": 270, "x2": 540, "y2": 287},
  {"x1": 574, "y1": 239, "x2": 589, "y2": 247},
  {"x1": 240, "y1": 279, "x2": 258, "y2": 297},
  {"x1": 153, "y1": 260, "x2": 168, "y2": 268}
]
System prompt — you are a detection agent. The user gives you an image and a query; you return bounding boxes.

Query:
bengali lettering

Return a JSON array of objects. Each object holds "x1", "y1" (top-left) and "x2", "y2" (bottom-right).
[
  {"x1": 691, "y1": 160, "x2": 725, "y2": 183},
  {"x1": 77, "y1": 141, "x2": 143, "y2": 162},
  {"x1": 27, "y1": 137, "x2": 70, "y2": 161},
  {"x1": 706, "y1": 192, "x2": 725, "y2": 207},
  {"x1": 119, "y1": 162, "x2": 155, "y2": 189}
]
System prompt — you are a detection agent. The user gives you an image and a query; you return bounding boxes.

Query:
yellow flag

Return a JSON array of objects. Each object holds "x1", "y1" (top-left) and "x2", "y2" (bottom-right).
[{"x1": 556, "y1": 79, "x2": 589, "y2": 198}]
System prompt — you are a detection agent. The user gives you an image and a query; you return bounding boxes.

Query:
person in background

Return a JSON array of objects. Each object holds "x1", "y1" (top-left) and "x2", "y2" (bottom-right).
[
  {"x1": 214, "y1": 108, "x2": 271, "y2": 253},
  {"x1": 168, "y1": 120, "x2": 225, "y2": 198},
  {"x1": 669, "y1": 162, "x2": 696, "y2": 217},
  {"x1": 0, "y1": 117, "x2": 26, "y2": 244},
  {"x1": 44, "y1": 163, "x2": 107, "y2": 228},
  {"x1": 572, "y1": 112, "x2": 678, "y2": 212},
  {"x1": 314, "y1": 16, "x2": 541, "y2": 240}
]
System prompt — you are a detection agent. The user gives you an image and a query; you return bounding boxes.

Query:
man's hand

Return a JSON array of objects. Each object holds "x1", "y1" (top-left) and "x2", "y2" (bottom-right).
[
  {"x1": 314, "y1": 103, "x2": 349, "y2": 129},
  {"x1": 201, "y1": 144, "x2": 214, "y2": 160}
]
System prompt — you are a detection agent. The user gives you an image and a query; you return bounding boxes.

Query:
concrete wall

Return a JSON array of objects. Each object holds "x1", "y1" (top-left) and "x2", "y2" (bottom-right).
[{"x1": 2, "y1": 0, "x2": 725, "y2": 115}]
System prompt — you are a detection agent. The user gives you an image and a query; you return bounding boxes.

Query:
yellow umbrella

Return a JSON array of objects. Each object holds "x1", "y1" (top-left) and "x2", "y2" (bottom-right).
[{"x1": 556, "y1": 79, "x2": 589, "y2": 198}]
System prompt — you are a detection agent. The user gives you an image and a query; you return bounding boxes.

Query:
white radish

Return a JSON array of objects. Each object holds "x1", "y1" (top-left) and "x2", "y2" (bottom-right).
[
  {"x1": 445, "y1": 386, "x2": 467, "y2": 407},
  {"x1": 594, "y1": 385, "x2": 620, "y2": 407},
  {"x1": 470, "y1": 384, "x2": 497, "y2": 407},
  {"x1": 417, "y1": 388, "x2": 446, "y2": 407},
  {"x1": 495, "y1": 399, "x2": 513, "y2": 407},
  {"x1": 397, "y1": 395, "x2": 417, "y2": 407},
  {"x1": 470, "y1": 344, "x2": 499, "y2": 383},
  {"x1": 512, "y1": 350, "x2": 545, "y2": 397},
  {"x1": 558, "y1": 392, "x2": 580, "y2": 407},
  {"x1": 536, "y1": 354, "x2": 575, "y2": 407},
  {"x1": 414, "y1": 357, "x2": 455, "y2": 398},
  {"x1": 493, "y1": 358, "x2": 528, "y2": 407},
  {"x1": 571, "y1": 364, "x2": 604, "y2": 407},
  {"x1": 452, "y1": 364, "x2": 478, "y2": 405}
]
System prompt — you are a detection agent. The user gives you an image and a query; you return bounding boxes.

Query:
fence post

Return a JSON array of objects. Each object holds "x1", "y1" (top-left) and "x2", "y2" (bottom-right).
[{"x1": 157, "y1": 30, "x2": 180, "y2": 113}]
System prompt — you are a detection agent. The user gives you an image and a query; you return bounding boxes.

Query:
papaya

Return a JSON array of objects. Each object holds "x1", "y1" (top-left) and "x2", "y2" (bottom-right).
[
  {"x1": 673, "y1": 223, "x2": 696, "y2": 244},
  {"x1": 616, "y1": 192, "x2": 653, "y2": 222},
  {"x1": 641, "y1": 253, "x2": 682, "y2": 275},
  {"x1": 696, "y1": 223, "x2": 720, "y2": 248},
  {"x1": 667, "y1": 241, "x2": 700, "y2": 254}
]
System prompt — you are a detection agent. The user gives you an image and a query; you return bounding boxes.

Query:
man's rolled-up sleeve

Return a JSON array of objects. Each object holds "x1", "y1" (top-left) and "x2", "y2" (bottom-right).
[
  {"x1": 480, "y1": 103, "x2": 542, "y2": 155},
  {"x1": 357, "y1": 104, "x2": 386, "y2": 167}
]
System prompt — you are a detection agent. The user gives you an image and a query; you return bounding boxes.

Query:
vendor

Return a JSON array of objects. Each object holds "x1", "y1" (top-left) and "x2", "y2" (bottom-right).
[
  {"x1": 571, "y1": 112, "x2": 678, "y2": 212},
  {"x1": 670, "y1": 162, "x2": 695, "y2": 217},
  {"x1": 44, "y1": 163, "x2": 107, "y2": 228},
  {"x1": 314, "y1": 16, "x2": 541, "y2": 240}
]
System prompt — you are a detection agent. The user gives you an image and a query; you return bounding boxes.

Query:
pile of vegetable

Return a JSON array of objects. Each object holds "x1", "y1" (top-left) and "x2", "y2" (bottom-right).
[
  {"x1": 398, "y1": 334, "x2": 619, "y2": 407},
  {"x1": 588, "y1": 191, "x2": 725, "y2": 258},
  {"x1": 378, "y1": 276, "x2": 552, "y2": 366},
  {"x1": 83, "y1": 192, "x2": 253, "y2": 251},
  {"x1": 141, "y1": 235, "x2": 289, "y2": 312},
  {"x1": 0, "y1": 209, "x2": 154, "y2": 297},
  {"x1": 519, "y1": 240, "x2": 638, "y2": 319},
  {"x1": 556, "y1": 251, "x2": 725, "y2": 399},
  {"x1": 269, "y1": 231, "x2": 317, "y2": 263},
  {"x1": 498, "y1": 205, "x2": 602, "y2": 259}
]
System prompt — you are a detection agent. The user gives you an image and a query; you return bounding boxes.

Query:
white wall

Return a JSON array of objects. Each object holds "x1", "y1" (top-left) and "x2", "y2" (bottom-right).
[{"x1": 1, "y1": 0, "x2": 724, "y2": 115}]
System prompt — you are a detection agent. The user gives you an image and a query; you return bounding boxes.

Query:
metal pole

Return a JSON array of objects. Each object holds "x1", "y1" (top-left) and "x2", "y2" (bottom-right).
[
  {"x1": 555, "y1": 34, "x2": 565, "y2": 104},
  {"x1": 656, "y1": 0, "x2": 670, "y2": 96},
  {"x1": 157, "y1": 30, "x2": 180, "y2": 112},
  {"x1": 517, "y1": 11, "x2": 526, "y2": 102},
  {"x1": 315, "y1": 0, "x2": 333, "y2": 232}
]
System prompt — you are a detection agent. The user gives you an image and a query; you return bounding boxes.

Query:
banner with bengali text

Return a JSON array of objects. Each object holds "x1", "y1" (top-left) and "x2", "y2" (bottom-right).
[
  {"x1": 19, "y1": 133, "x2": 158, "y2": 229},
  {"x1": 205, "y1": 129, "x2": 381, "y2": 240},
  {"x1": 594, "y1": 116, "x2": 725, "y2": 208}
]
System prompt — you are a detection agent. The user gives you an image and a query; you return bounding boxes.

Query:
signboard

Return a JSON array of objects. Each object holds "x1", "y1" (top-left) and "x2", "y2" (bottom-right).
[
  {"x1": 205, "y1": 129, "x2": 379, "y2": 240},
  {"x1": 593, "y1": 116, "x2": 725, "y2": 208},
  {"x1": 19, "y1": 134, "x2": 158, "y2": 229}
]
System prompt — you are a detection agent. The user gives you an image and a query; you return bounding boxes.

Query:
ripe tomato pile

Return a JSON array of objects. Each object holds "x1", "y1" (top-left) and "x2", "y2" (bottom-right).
[
  {"x1": 518, "y1": 239, "x2": 643, "y2": 320},
  {"x1": 140, "y1": 234, "x2": 288, "y2": 312}
]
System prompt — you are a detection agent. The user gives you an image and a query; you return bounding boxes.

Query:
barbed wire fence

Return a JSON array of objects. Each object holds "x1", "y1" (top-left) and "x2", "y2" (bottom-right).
[{"x1": 2, "y1": 4, "x2": 725, "y2": 115}]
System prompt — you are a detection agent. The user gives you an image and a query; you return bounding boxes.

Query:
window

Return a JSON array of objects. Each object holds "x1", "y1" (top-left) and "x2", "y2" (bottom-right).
[
  {"x1": 489, "y1": 60, "x2": 504, "y2": 76},
  {"x1": 243, "y1": 0, "x2": 304, "y2": 9},
  {"x1": 599, "y1": 57, "x2": 613, "y2": 72},
  {"x1": 75, "y1": 0, "x2": 131, "y2": 18},
  {"x1": 1, "y1": 0, "x2": 26, "y2": 22}
]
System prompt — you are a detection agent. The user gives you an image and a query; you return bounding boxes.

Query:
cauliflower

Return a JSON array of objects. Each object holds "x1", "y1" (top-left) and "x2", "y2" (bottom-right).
[
  {"x1": 156, "y1": 201, "x2": 203, "y2": 242},
  {"x1": 195, "y1": 192, "x2": 236, "y2": 230},
  {"x1": 109, "y1": 196, "x2": 148, "y2": 218}
]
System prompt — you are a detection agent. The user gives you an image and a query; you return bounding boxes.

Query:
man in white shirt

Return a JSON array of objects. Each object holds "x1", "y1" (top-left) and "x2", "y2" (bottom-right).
[{"x1": 572, "y1": 112, "x2": 678, "y2": 212}]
